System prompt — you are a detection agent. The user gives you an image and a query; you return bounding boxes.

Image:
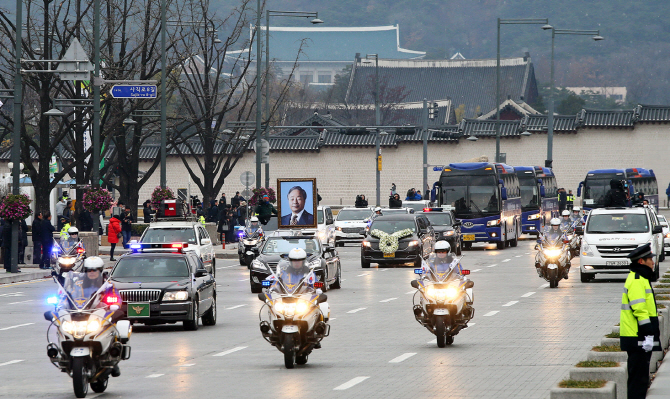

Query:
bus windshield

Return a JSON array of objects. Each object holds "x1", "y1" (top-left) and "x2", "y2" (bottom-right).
[
  {"x1": 441, "y1": 175, "x2": 499, "y2": 218},
  {"x1": 518, "y1": 175, "x2": 540, "y2": 211},
  {"x1": 583, "y1": 177, "x2": 616, "y2": 207}
]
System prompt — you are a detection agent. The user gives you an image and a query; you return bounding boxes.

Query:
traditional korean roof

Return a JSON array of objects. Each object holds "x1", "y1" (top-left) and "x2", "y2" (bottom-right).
[
  {"x1": 522, "y1": 115, "x2": 578, "y2": 133},
  {"x1": 636, "y1": 105, "x2": 670, "y2": 123},
  {"x1": 577, "y1": 109, "x2": 635, "y2": 128}
]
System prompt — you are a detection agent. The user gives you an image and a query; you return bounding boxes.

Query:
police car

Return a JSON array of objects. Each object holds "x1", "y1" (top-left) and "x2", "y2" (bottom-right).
[{"x1": 138, "y1": 220, "x2": 216, "y2": 276}]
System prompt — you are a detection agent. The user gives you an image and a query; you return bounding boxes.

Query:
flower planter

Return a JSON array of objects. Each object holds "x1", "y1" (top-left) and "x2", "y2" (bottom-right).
[
  {"x1": 600, "y1": 338, "x2": 619, "y2": 347},
  {"x1": 587, "y1": 351, "x2": 627, "y2": 363},
  {"x1": 549, "y1": 381, "x2": 616, "y2": 399},
  {"x1": 569, "y1": 365, "x2": 626, "y2": 399},
  {"x1": 611, "y1": 325, "x2": 619, "y2": 334}
]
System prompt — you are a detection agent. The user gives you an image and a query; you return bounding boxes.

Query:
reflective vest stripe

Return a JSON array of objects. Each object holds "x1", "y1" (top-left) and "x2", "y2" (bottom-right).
[
  {"x1": 639, "y1": 318, "x2": 651, "y2": 326},
  {"x1": 630, "y1": 298, "x2": 647, "y2": 305},
  {"x1": 621, "y1": 304, "x2": 631, "y2": 310},
  {"x1": 646, "y1": 289, "x2": 653, "y2": 294}
]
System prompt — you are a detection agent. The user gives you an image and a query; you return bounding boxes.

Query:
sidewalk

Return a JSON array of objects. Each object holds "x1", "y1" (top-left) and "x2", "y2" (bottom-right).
[
  {"x1": 97, "y1": 245, "x2": 240, "y2": 260},
  {"x1": 0, "y1": 266, "x2": 52, "y2": 285}
]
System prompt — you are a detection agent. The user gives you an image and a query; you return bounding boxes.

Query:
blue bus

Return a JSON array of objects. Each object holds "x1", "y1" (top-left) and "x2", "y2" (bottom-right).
[
  {"x1": 432, "y1": 162, "x2": 522, "y2": 250},
  {"x1": 514, "y1": 166, "x2": 558, "y2": 235},
  {"x1": 578, "y1": 168, "x2": 658, "y2": 211}
]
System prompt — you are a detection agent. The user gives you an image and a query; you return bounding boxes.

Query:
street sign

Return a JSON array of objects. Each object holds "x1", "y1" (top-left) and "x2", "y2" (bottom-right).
[
  {"x1": 240, "y1": 171, "x2": 255, "y2": 186},
  {"x1": 56, "y1": 38, "x2": 93, "y2": 81},
  {"x1": 253, "y1": 139, "x2": 270, "y2": 154},
  {"x1": 68, "y1": 184, "x2": 89, "y2": 189},
  {"x1": 110, "y1": 85, "x2": 157, "y2": 99},
  {"x1": 241, "y1": 189, "x2": 252, "y2": 198}
]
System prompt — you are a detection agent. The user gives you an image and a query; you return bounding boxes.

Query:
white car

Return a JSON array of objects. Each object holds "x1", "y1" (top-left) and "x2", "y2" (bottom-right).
[
  {"x1": 402, "y1": 200, "x2": 431, "y2": 213},
  {"x1": 658, "y1": 215, "x2": 670, "y2": 255},
  {"x1": 579, "y1": 207, "x2": 663, "y2": 282},
  {"x1": 293, "y1": 206, "x2": 336, "y2": 246},
  {"x1": 138, "y1": 221, "x2": 216, "y2": 276},
  {"x1": 333, "y1": 207, "x2": 373, "y2": 247}
]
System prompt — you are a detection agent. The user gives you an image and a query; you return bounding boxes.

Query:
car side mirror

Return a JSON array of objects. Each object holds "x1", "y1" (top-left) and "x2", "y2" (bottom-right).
[
  {"x1": 317, "y1": 294, "x2": 328, "y2": 304},
  {"x1": 653, "y1": 226, "x2": 663, "y2": 234},
  {"x1": 201, "y1": 238, "x2": 211, "y2": 245},
  {"x1": 102, "y1": 271, "x2": 109, "y2": 281},
  {"x1": 326, "y1": 217, "x2": 333, "y2": 225},
  {"x1": 501, "y1": 187, "x2": 508, "y2": 201},
  {"x1": 359, "y1": 229, "x2": 367, "y2": 236},
  {"x1": 257, "y1": 293, "x2": 266, "y2": 302},
  {"x1": 195, "y1": 268, "x2": 208, "y2": 277},
  {"x1": 410, "y1": 280, "x2": 419, "y2": 289}
]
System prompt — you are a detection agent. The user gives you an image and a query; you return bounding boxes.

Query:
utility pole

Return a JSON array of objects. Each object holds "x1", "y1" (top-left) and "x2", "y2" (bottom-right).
[
  {"x1": 10, "y1": 0, "x2": 23, "y2": 273},
  {"x1": 92, "y1": 0, "x2": 101, "y2": 235},
  {"x1": 160, "y1": 0, "x2": 167, "y2": 188},
  {"x1": 422, "y1": 99, "x2": 428, "y2": 199},
  {"x1": 255, "y1": 0, "x2": 263, "y2": 189}
]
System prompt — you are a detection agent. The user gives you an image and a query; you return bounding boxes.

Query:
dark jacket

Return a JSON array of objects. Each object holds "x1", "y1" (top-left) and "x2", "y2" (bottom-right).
[
  {"x1": 231, "y1": 195, "x2": 242, "y2": 207},
  {"x1": 143, "y1": 202, "x2": 153, "y2": 223},
  {"x1": 355, "y1": 197, "x2": 369, "y2": 208},
  {"x1": 557, "y1": 191, "x2": 567, "y2": 207},
  {"x1": 41, "y1": 219, "x2": 56, "y2": 245},
  {"x1": 389, "y1": 196, "x2": 403, "y2": 208},
  {"x1": 207, "y1": 200, "x2": 219, "y2": 223},
  {"x1": 19, "y1": 219, "x2": 28, "y2": 246},
  {"x1": 666, "y1": 183, "x2": 670, "y2": 197},
  {"x1": 317, "y1": 193, "x2": 322, "y2": 204},
  {"x1": 603, "y1": 180, "x2": 628, "y2": 207},
  {"x1": 78, "y1": 210, "x2": 93, "y2": 232},
  {"x1": 219, "y1": 196, "x2": 227, "y2": 207},
  {"x1": 121, "y1": 212, "x2": 134, "y2": 232},
  {"x1": 2, "y1": 220, "x2": 11, "y2": 248},
  {"x1": 254, "y1": 201, "x2": 277, "y2": 218},
  {"x1": 32, "y1": 218, "x2": 43, "y2": 243}
]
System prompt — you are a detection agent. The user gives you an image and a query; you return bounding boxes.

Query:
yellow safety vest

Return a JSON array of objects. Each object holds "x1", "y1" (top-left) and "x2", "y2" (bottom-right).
[
  {"x1": 566, "y1": 195, "x2": 574, "y2": 202},
  {"x1": 620, "y1": 270, "x2": 659, "y2": 351},
  {"x1": 199, "y1": 216, "x2": 206, "y2": 226},
  {"x1": 60, "y1": 223, "x2": 71, "y2": 238}
]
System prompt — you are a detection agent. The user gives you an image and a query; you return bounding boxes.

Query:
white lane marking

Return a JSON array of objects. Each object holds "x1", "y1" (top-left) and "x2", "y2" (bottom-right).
[
  {"x1": 502, "y1": 301, "x2": 518, "y2": 307},
  {"x1": 226, "y1": 305, "x2": 247, "y2": 310},
  {"x1": 389, "y1": 353, "x2": 416, "y2": 363},
  {"x1": 8, "y1": 299, "x2": 33, "y2": 305},
  {"x1": 217, "y1": 265, "x2": 235, "y2": 269},
  {"x1": 213, "y1": 346, "x2": 247, "y2": 357},
  {"x1": 329, "y1": 318, "x2": 336, "y2": 321},
  {"x1": 238, "y1": 278, "x2": 247, "y2": 281},
  {"x1": 379, "y1": 297, "x2": 397, "y2": 303},
  {"x1": 333, "y1": 376, "x2": 370, "y2": 391},
  {"x1": 0, "y1": 323, "x2": 34, "y2": 331},
  {"x1": 471, "y1": 269, "x2": 482, "y2": 272},
  {"x1": 465, "y1": 322, "x2": 475, "y2": 329},
  {"x1": 525, "y1": 252, "x2": 530, "y2": 255},
  {"x1": 502, "y1": 259, "x2": 511, "y2": 263},
  {"x1": 427, "y1": 339, "x2": 436, "y2": 344},
  {"x1": 539, "y1": 283, "x2": 550, "y2": 288},
  {"x1": 341, "y1": 279, "x2": 346, "y2": 282},
  {"x1": 406, "y1": 290, "x2": 416, "y2": 295},
  {"x1": 178, "y1": 363, "x2": 195, "y2": 367},
  {"x1": 347, "y1": 307, "x2": 367, "y2": 314},
  {"x1": 357, "y1": 273, "x2": 370, "y2": 277},
  {"x1": 0, "y1": 292, "x2": 23, "y2": 297},
  {"x1": 521, "y1": 292, "x2": 536, "y2": 298},
  {"x1": 487, "y1": 264, "x2": 497, "y2": 268},
  {"x1": 146, "y1": 374, "x2": 164, "y2": 378},
  {"x1": 483, "y1": 311, "x2": 499, "y2": 317},
  {"x1": 0, "y1": 359, "x2": 23, "y2": 367},
  {"x1": 379, "y1": 269, "x2": 389, "y2": 272},
  {"x1": 0, "y1": 279, "x2": 48, "y2": 287}
]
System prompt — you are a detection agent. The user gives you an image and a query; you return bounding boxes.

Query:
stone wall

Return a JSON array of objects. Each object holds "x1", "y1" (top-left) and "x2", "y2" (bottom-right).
[{"x1": 137, "y1": 123, "x2": 670, "y2": 207}]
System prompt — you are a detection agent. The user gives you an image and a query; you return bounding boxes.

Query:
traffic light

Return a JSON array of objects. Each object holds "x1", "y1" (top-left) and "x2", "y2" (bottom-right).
[{"x1": 428, "y1": 102, "x2": 439, "y2": 120}]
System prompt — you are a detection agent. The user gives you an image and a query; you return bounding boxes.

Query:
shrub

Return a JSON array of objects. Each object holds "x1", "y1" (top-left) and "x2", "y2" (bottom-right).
[
  {"x1": 150, "y1": 186, "x2": 175, "y2": 210},
  {"x1": 605, "y1": 332, "x2": 620, "y2": 338},
  {"x1": 575, "y1": 360, "x2": 618, "y2": 368},
  {"x1": 592, "y1": 345, "x2": 621, "y2": 352},
  {"x1": 656, "y1": 295, "x2": 670, "y2": 301},
  {"x1": 131, "y1": 224, "x2": 149, "y2": 237},
  {"x1": 0, "y1": 194, "x2": 32, "y2": 220},
  {"x1": 558, "y1": 379, "x2": 607, "y2": 389},
  {"x1": 81, "y1": 187, "x2": 114, "y2": 213}
]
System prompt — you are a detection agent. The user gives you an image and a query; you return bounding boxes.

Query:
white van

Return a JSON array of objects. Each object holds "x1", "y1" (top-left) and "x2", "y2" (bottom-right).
[{"x1": 579, "y1": 207, "x2": 664, "y2": 282}]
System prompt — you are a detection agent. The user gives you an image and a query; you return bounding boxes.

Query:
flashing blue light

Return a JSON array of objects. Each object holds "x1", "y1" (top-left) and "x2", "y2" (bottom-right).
[
  {"x1": 47, "y1": 296, "x2": 58, "y2": 305},
  {"x1": 130, "y1": 244, "x2": 142, "y2": 249},
  {"x1": 414, "y1": 268, "x2": 423, "y2": 275},
  {"x1": 261, "y1": 280, "x2": 272, "y2": 287},
  {"x1": 238, "y1": 232, "x2": 245, "y2": 238},
  {"x1": 52, "y1": 247, "x2": 59, "y2": 253}
]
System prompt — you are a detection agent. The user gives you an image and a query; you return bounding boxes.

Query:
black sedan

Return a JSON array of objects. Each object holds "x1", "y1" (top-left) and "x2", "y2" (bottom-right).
[
  {"x1": 361, "y1": 214, "x2": 434, "y2": 268},
  {"x1": 109, "y1": 252, "x2": 216, "y2": 331},
  {"x1": 249, "y1": 234, "x2": 341, "y2": 293},
  {"x1": 418, "y1": 210, "x2": 462, "y2": 255}
]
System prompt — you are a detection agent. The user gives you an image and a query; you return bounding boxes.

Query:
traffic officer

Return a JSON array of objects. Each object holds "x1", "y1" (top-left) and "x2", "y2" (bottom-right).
[
  {"x1": 566, "y1": 190, "x2": 574, "y2": 211},
  {"x1": 620, "y1": 243, "x2": 660, "y2": 399}
]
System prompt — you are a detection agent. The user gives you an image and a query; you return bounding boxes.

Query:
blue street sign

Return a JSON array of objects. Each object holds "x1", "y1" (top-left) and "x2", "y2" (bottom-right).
[
  {"x1": 433, "y1": 166, "x2": 444, "y2": 171},
  {"x1": 110, "y1": 85, "x2": 157, "y2": 98}
]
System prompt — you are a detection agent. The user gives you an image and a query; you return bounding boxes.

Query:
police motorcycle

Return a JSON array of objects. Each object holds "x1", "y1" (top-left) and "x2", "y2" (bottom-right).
[
  {"x1": 239, "y1": 216, "x2": 265, "y2": 267},
  {"x1": 53, "y1": 227, "x2": 87, "y2": 272},
  {"x1": 44, "y1": 257, "x2": 131, "y2": 398},
  {"x1": 257, "y1": 248, "x2": 330, "y2": 369},
  {"x1": 410, "y1": 241, "x2": 474, "y2": 347},
  {"x1": 534, "y1": 218, "x2": 571, "y2": 288}
]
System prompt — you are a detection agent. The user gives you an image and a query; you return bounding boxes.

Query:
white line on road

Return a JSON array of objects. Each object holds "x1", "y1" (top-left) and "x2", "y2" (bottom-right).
[
  {"x1": 347, "y1": 307, "x2": 367, "y2": 314},
  {"x1": 226, "y1": 305, "x2": 247, "y2": 310},
  {"x1": 213, "y1": 346, "x2": 247, "y2": 357},
  {"x1": 333, "y1": 376, "x2": 370, "y2": 391},
  {"x1": 0, "y1": 323, "x2": 34, "y2": 331},
  {"x1": 357, "y1": 273, "x2": 370, "y2": 277},
  {"x1": 472, "y1": 269, "x2": 482, "y2": 272},
  {"x1": 521, "y1": 292, "x2": 536, "y2": 298},
  {"x1": 146, "y1": 374, "x2": 164, "y2": 378},
  {"x1": 427, "y1": 339, "x2": 436, "y2": 344},
  {"x1": 379, "y1": 297, "x2": 397, "y2": 303},
  {"x1": 501, "y1": 259, "x2": 511, "y2": 263},
  {"x1": 379, "y1": 269, "x2": 389, "y2": 272},
  {"x1": 8, "y1": 299, "x2": 33, "y2": 305},
  {"x1": 0, "y1": 292, "x2": 24, "y2": 297},
  {"x1": 539, "y1": 283, "x2": 550, "y2": 288},
  {"x1": 406, "y1": 290, "x2": 416, "y2": 295},
  {"x1": 178, "y1": 363, "x2": 195, "y2": 367},
  {"x1": 502, "y1": 301, "x2": 518, "y2": 307},
  {"x1": 483, "y1": 311, "x2": 499, "y2": 317},
  {"x1": 487, "y1": 264, "x2": 497, "y2": 268},
  {"x1": 217, "y1": 265, "x2": 235, "y2": 269},
  {"x1": 0, "y1": 359, "x2": 23, "y2": 367},
  {"x1": 238, "y1": 278, "x2": 247, "y2": 281},
  {"x1": 465, "y1": 322, "x2": 476, "y2": 329},
  {"x1": 329, "y1": 318, "x2": 336, "y2": 321},
  {"x1": 389, "y1": 353, "x2": 416, "y2": 363},
  {"x1": 525, "y1": 252, "x2": 530, "y2": 255},
  {"x1": 341, "y1": 279, "x2": 346, "y2": 282},
  {"x1": 515, "y1": 255, "x2": 523, "y2": 258}
]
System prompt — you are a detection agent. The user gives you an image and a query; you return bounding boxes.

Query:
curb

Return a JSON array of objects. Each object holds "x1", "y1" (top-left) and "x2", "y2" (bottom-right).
[
  {"x1": 549, "y1": 381, "x2": 616, "y2": 399},
  {"x1": 0, "y1": 270, "x2": 52, "y2": 285},
  {"x1": 569, "y1": 365, "x2": 627, "y2": 399},
  {"x1": 648, "y1": 358, "x2": 670, "y2": 398}
]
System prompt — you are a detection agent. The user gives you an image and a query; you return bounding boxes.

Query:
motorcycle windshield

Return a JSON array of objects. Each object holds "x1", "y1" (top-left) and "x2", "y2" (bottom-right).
[
  {"x1": 542, "y1": 235, "x2": 563, "y2": 248},
  {"x1": 62, "y1": 271, "x2": 104, "y2": 309},
  {"x1": 426, "y1": 254, "x2": 461, "y2": 282},
  {"x1": 275, "y1": 260, "x2": 314, "y2": 295}
]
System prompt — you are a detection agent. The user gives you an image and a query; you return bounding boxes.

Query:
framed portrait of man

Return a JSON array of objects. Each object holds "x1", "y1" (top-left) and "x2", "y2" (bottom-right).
[{"x1": 277, "y1": 178, "x2": 317, "y2": 229}]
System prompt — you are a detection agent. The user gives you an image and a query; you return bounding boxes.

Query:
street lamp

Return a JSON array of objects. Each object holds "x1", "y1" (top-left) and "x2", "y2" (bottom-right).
[
  {"x1": 495, "y1": 18, "x2": 548, "y2": 163},
  {"x1": 363, "y1": 54, "x2": 381, "y2": 206},
  {"x1": 544, "y1": 27, "x2": 603, "y2": 168},
  {"x1": 262, "y1": 10, "x2": 322, "y2": 188}
]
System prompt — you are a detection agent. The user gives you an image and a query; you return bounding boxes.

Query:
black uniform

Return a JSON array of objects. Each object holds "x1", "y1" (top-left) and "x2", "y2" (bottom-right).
[
  {"x1": 32, "y1": 217, "x2": 43, "y2": 265},
  {"x1": 604, "y1": 179, "x2": 629, "y2": 207},
  {"x1": 41, "y1": 220, "x2": 56, "y2": 269}
]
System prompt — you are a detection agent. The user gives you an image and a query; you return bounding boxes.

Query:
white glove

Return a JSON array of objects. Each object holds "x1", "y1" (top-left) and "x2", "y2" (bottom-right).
[{"x1": 642, "y1": 335, "x2": 654, "y2": 352}]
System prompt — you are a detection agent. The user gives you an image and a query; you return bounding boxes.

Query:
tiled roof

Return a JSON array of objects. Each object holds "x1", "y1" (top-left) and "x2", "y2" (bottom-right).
[
  {"x1": 637, "y1": 105, "x2": 670, "y2": 123},
  {"x1": 321, "y1": 130, "x2": 397, "y2": 147},
  {"x1": 460, "y1": 119, "x2": 521, "y2": 137},
  {"x1": 578, "y1": 109, "x2": 635, "y2": 128},
  {"x1": 346, "y1": 56, "x2": 537, "y2": 119},
  {"x1": 251, "y1": 25, "x2": 425, "y2": 62},
  {"x1": 280, "y1": 112, "x2": 346, "y2": 135},
  {"x1": 269, "y1": 135, "x2": 320, "y2": 151},
  {"x1": 523, "y1": 115, "x2": 578, "y2": 133}
]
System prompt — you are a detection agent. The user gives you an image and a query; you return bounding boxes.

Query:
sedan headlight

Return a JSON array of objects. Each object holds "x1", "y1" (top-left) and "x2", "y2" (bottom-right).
[
  {"x1": 528, "y1": 213, "x2": 541, "y2": 221},
  {"x1": 581, "y1": 242, "x2": 594, "y2": 257},
  {"x1": 487, "y1": 219, "x2": 501, "y2": 227},
  {"x1": 163, "y1": 291, "x2": 189, "y2": 301},
  {"x1": 251, "y1": 259, "x2": 267, "y2": 270},
  {"x1": 407, "y1": 240, "x2": 420, "y2": 247},
  {"x1": 543, "y1": 248, "x2": 563, "y2": 258},
  {"x1": 362, "y1": 241, "x2": 371, "y2": 248},
  {"x1": 336, "y1": 226, "x2": 342, "y2": 231},
  {"x1": 443, "y1": 231, "x2": 455, "y2": 237},
  {"x1": 665, "y1": 233, "x2": 670, "y2": 239}
]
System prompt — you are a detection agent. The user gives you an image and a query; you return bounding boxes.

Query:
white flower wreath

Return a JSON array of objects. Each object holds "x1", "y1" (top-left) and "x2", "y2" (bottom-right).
[{"x1": 370, "y1": 228, "x2": 414, "y2": 254}]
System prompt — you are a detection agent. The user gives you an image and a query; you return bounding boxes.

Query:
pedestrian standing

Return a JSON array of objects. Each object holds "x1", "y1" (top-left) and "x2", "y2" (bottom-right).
[
  {"x1": 219, "y1": 193, "x2": 227, "y2": 208},
  {"x1": 557, "y1": 188, "x2": 567, "y2": 212},
  {"x1": 237, "y1": 201, "x2": 248, "y2": 225},
  {"x1": 18, "y1": 219, "x2": 27, "y2": 264},
  {"x1": 40, "y1": 212, "x2": 56, "y2": 270},
  {"x1": 665, "y1": 183, "x2": 670, "y2": 207},
  {"x1": 231, "y1": 191, "x2": 242, "y2": 208},
  {"x1": 566, "y1": 190, "x2": 575, "y2": 211},
  {"x1": 390, "y1": 183, "x2": 396, "y2": 196},
  {"x1": 78, "y1": 209, "x2": 93, "y2": 232},
  {"x1": 32, "y1": 212, "x2": 43, "y2": 265},
  {"x1": 227, "y1": 209, "x2": 236, "y2": 243},
  {"x1": 207, "y1": 200, "x2": 219, "y2": 222},
  {"x1": 620, "y1": 243, "x2": 661, "y2": 399},
  {"x1": 55, "y1": 198, "x2": 67, "y2": 231},
  {"x1": 143, "y1": 200, "x2": 153, "y2": 223},
  {"x1": 107, "y1": 214, "x2": 121, "y2": 261},
  {"x1": 217, "y1": 207, "x2": 228, "y2": 244},
  {"x1": 121, "y1": 206, "x2": 134, "y2": 248}
]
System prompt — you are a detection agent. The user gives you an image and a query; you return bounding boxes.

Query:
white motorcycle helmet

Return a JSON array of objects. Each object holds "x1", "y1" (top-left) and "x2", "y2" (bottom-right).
[
  {"x1": 374, "y1": 207, "x2": 382, "y2": 214},
  {"x1": 250, "y1": 216, "x2": 259, "y2": 223},
  {"x1": 67, "y1": 226, "x2": 79, "y2": 236},
  {"x1": 550, "y1": 218, "x2": 561, "y2": 230},
  {"x1": 84, "y1": 256, "x2": 105, "y2": 272},
  {"x1": 288, "y1": 248, "x2": 307, "y2": 270},
  {"x1": 573, "y1": 206, "x2": 581, "y2": 212},
  {"x1": 561, "y1": 210, "x2": 571, "y2": 217},
  {"x1": 434, "y1": 241, "x2": 451, "y2": 258}
]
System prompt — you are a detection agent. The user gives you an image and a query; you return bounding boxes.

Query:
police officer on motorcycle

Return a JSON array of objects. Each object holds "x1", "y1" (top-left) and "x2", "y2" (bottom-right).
[
  {"x1": 248, "y1": 216, "x2": 262, "y2": 234},
  {"x1": 424, "y1": 241, "x2": 462, "y2": 278},
  {"x1": 570, "y1": 206, "x2": 583, "y2": 223},
  {"x1": 274, "y1": 248, "x2": 314, "y2": 293},
  {"x1": 543, "y1": 218, "x2": 563, "y2": 241},
  {"x1": 560, "y1": 210, "x2": 572, "y2": 231},
  {"x1": 60, "y1": 226, "x2": 85, "y2": 255}
]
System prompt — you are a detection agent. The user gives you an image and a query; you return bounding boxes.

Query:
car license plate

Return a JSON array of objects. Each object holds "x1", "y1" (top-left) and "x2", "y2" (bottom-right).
[
  {"x1": 463, "y1": 234, "x2": 475, "y2": 241},
  {"x1": 383, "y1": 253, "x2": 395, "y2": 258},
  {"x1": 606, "y1": 261, "x2": 629, "y2": 266},
  {"x1": 347, "y1": 233, "x2": 359, "y2": 238},
  {"x1": 128, "y1": 303, "x2": 150, "y2": 317}
]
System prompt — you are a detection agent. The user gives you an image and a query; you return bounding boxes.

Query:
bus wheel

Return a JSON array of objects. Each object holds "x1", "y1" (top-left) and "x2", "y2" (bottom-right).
[{"x1": 509, "y1": 223, "x2": 519, "y2": 247}]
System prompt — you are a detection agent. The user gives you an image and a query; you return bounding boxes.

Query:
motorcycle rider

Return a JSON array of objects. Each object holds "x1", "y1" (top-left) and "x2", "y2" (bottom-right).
[
  {"x1": 570, "y1": 206, "x2": 583, "y2": 224},
  {"x1": 543, "y1": 218, "x2": 564, "y2": 242},
  {"x1": 57, "y1": 257, "x2": 107, "y2": 308},
  {"x1": 247, "y1": 216, "x2": 262, "y2": 235},
  {"x1": 60, "y1": 226, "x2": 85, "y2": 255},
  {"x1": 423, "y1": 241, "x2": 461, "y2": 278},
  {"x1": 560, "y1": 210, "x2": 572, "y2": 231}
]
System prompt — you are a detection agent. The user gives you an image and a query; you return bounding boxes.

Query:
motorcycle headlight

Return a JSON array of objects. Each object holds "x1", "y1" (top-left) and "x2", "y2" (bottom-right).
[
  {"x1": 58, "y1": 257, "x2": 76, "y2": 266},
  {"x1": 443, "y1": 231, "x2": 455, "y2": 237},
  {"x1": 251, "y1": 259, "x2": 266, "y2": 271},
  {"x1": 581, "y1": 242, "x2": 594, "y2": 257},
  {"x1": 407, "y1": 240, "x2": 420, "y2": 247},
  {"x1": 528, "y1": 213, "x2": 541, "y2": 221},
  {"x1": 487, "y1": 219, "x2": 501, "y2": 227},
  {"x1": 295, "y1": 300, "x2": 310, "y2": 315},
  {"x1": 543, "y1": 248, "x2": 563, "y2": 258},
  {"x1": 163, "y1": 291, "x2": 189, "y2": 301},
  {"x1": 62, "y1": 320, "x2": 88, "y2": 338},
  {"x1": 86, "y1": 318, "x2": 101, "y2": 334},
  {"x1": 274, "y1": 299, "x2": 284, "y2": 313},
  {"x1": 243, "y1": 239, "x2": 258, "y2": 245},
  {"x1": 445, "y1": 287, "x2": 459, "y2": 300}
]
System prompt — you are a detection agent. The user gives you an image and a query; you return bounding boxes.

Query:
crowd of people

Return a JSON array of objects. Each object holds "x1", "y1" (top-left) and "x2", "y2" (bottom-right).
[{"x1": 353, "y1": 184, "x2": 426, "y2": 209}]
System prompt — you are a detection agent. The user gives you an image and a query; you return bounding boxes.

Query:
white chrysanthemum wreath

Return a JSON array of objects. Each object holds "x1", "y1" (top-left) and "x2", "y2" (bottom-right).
[{"x1": 370, "y1": 228, "x2": 414, "y2": 254}]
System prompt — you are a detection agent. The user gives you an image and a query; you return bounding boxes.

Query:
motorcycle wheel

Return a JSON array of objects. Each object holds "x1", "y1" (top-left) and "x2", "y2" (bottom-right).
[
  {"x1": 435, "y1": 316, "x2": 447, "y2": 348},
  {"x1": 445, "y1": 335, "x2": 454, "y2": 346},
  {"x1": 90, "y1": 376, "x2": 108, "y2": 393},
  {"x1": 238, "y1": 255, "x2": 245, "y2": 266},
  {"x1": 244, "y1": 255, "x2": 254, "y2": 268},
  {"x1": 72, "y1": 357, "x2": 89, "y2": 398},
  {"x1": 296, "y1": 354, "x2": 308, "y2": 365},
  {"x1": 549, "y1": 278, "x2": 559, "y2": 288},
  {"x1": 283, "y1": 334, "x2": 296, "y2": 369}
]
